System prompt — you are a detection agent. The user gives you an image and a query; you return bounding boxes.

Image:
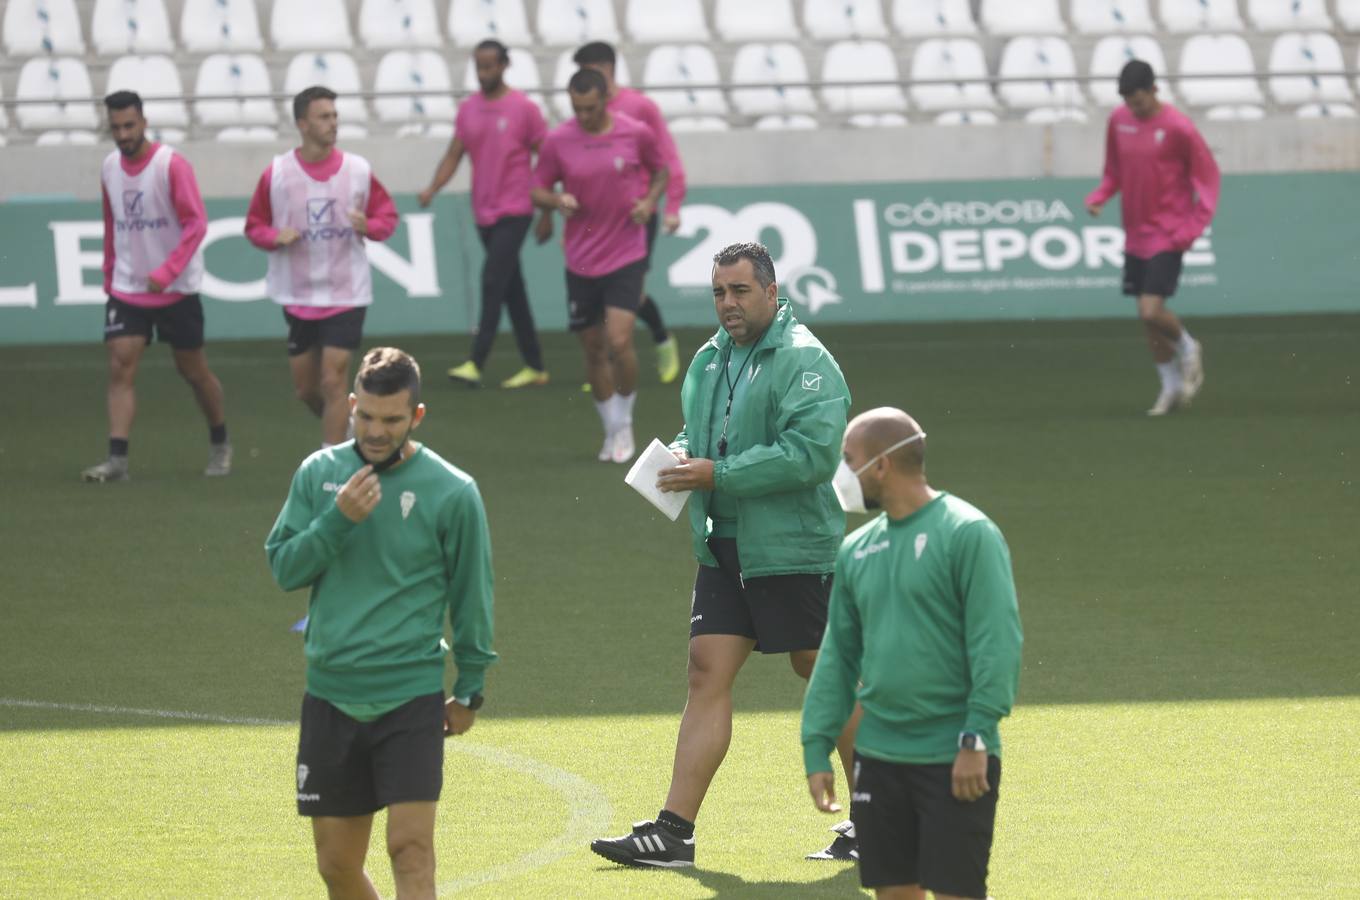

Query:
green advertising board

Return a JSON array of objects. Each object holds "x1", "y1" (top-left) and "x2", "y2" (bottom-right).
[{"x1": 1, "y1": 173, "x2": 1356, "y2": 346}]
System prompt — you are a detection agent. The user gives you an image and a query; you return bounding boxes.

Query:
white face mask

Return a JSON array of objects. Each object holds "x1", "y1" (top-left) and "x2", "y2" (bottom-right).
[{"x1": 832, "y1": 432, "x2": 927, "y2": 514}]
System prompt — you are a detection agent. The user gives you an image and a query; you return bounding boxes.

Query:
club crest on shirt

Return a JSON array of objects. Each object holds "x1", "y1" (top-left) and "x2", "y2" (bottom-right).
[
  {"x1": 613, "y1": 156, "x2": 625, "y2": 172},
  {"x1": 400, "y1": 491, "x2": 416, "y2": 519},
  {"x1": 497, "y1": 117, "x2": 508, "y2": 132},
  {"x1": 1154, "y1": 128, "x2": 1166, "y2": 144}
]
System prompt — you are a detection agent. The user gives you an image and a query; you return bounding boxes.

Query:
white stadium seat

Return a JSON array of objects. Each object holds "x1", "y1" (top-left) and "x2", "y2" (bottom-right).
[
  {"x1": 0, "y1": 82, "x2": 7, "y2": 131},
  {"x1": 820, "y1": 40, "x2": 907, "y2": 113},
  {"x1": 997, "y1": 36, "x2": 1083, "y2": 108},
  {"x1": 643, "y1": 45, "x2": 728, "y2": 117},
  {"x1": 850, "y1": 112, "x2": 908, "y2": 127},
  {"x1": 1159, "y1": 0, "x2": 1242, "y2": 32},
  {"x1": 935, "y1": 109, "x2": 998, "y2": 124},
  {"x1": 447, "y1": 0, "x2": 533, "y2": 47},
  {"x1": 462, "y1": 47, "x2": 546, "y2": 113},
  {"x1": 1026, "y1": 106, "x2": 1089, "y2": 123},
  {"x1": 272, "y1": 0, "x2": 354, "y2": 51},
  {"x1": 537, "y1": 0, "x2": 620, "y2": 45},
  {"x1": 359, "y1": 0, "x2": 441, "y2": 48},
  {"x1": 216, "y1": 126, "x2": 279, "y2": 142},
  {"x1": 36, "y1": 130, "x2": 100, "y2": 144},
  {"x1": 92, "y1": 0, "x2": 175, "y2": 55},
  {"x1": 1296, "y1": 103, "x2": 1356, "y2": 117},
  {"x1": 626, "y1": 0, "x2": 709, "y2": 42},
  {"x1": 4, "y1": 0, "x2": 85, "y2": 55},
  {"x1": 373, "y1": 51, "x2": 456, "y2": 122},
  {"x1": 715, "y1": 0, "x2": 800, "y2": 41},
  {"x1": 15, "y1": 58, "x2": 97, "y2": 130},
  {"x1": 1339, "y1": 0, "x2": 1360, "y2": 31},
  {"x1": 283, "y1": 52, "x2": 368, "y2": 121},
  {"x1": 106, "y1": 55, "x2": 190, "y2": 127},
  {"x1": 180, "y1": 0, "x2": 263, "y2": 51},
  {"x1": 754, "y1": 114, "x2": 819, "y2": 129},
  {"x1": 1248, "y1": 0, "x2": 1332, "y2": 31},
  {"x1": 146, "y1": 126, "x2": 187, "y2": 143},
  {"x1": 979, "y1": 0, "x2": 1065, "y2": 34},
  {"x1": 892, "y1": 0, "x2": 977, "y2": 36},
  {"x1": 668, "y1": 116, "x2": 731, "y2": 132},
  {"x1": 909, "y1": 38, "x2": 996, "y2": 111},
  {"x1": 337, "y1": 124, "x2": 370, "y2": 139},
  {"x1": 195, "y1": 54, "x2": 277, "y2": 127},
  {"x1": 1088, "y1": 36, "x2": 1174, "y2": 106},
  {"x1": 1205, "y1": 104, "x2": 1265, "y2": 120},
  {"x1": 730, "y1": 42, "x2": 817, "y2": 115},
  {"x1": 397, "y1": 122, "x2": 455, "y2": 138},
  {"x1": 804, "y1": 0, "x2": 889, "y2": 40},
  {"x1": 1268, "y1": 33, "x2": 1351, "y2": 105},
  {"x1": 1069, "y1": 0, "x2": 1154, "y2": 34},
  {"x1": 551, "y1": 49, "x2": 631, "y2": 117},
  {"x1": 1178, "y1": 34, "x2": 1263, "y2": 106}
]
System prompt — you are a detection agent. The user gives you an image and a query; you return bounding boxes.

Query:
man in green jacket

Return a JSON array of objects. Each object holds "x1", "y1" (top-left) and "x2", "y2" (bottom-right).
[
  {"x1": 265, "y1": 347, "x2": 497, "y2": 899},
  {"x1": 591, "y1": 241, "x2": 854, "y2": 868},
  {"x1": 803, "y1": 407, "x2": 1023, "y2": 900}
]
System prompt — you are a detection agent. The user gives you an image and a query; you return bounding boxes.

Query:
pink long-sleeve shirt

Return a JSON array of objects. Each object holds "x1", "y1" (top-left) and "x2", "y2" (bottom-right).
[
  {"x1": 1086, "y1": 104, "x2": 1221, "y2": 258},
  {"x1": 101, "y1": 143, "x2": 207, "y2": 307},
  {"x1": 244, "y1": 148, "x2": 398, "y2": 320},
  {"x1": 608, "y1": 87, "x2": 686, "y2": 214}
]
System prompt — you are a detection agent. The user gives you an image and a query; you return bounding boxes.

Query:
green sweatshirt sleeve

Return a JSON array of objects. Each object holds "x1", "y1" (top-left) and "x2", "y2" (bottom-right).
[
  {"x1": 801, "y1": 548, "x2": 862, "y2": 775},
  {"x1": 670, "y1": 424, "x2": 689, "y2": 456},
  {"x1": 264, "y1": 464, "x2": 359, "y2": 592},
  {"x1": 442, "y1": 480, "x2": 498, "y2": 698},
  {"x1": 954, "y1": 520, "x2": 1024, "y2": 735},
  {"x1": 713, "y1": 349, "x2": 849, "y2": 498}
]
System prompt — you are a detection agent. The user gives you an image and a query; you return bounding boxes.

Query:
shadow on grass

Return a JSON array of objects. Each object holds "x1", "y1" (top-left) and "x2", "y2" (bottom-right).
[{"x1": 673, "y1": 863, "x2": 863, "y2": 898}]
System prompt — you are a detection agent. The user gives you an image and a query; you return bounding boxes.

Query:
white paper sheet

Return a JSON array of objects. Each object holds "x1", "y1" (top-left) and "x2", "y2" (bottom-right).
[{"x1": 624, "y1": 438, "x2": 691, "y2": 521}]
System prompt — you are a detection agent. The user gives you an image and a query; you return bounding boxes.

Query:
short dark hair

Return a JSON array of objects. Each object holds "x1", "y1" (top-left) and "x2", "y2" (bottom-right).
[
  {"x1": 104, "y1": 91, "x2": 143, "y2": 114},
  {"x1": 713, "y1": 242, "x2": 777, "y2": 290},
  {"x1": 1118, "y1": 60, "x2": 1155, "y2": 96},
  {"x1": 293, "y1": 85, "x2": 338, "y2": 123},
  {"x1": 568, "y1": 67, "x2": 608, "y2": 97},
  {"x1": 475, "y1": 39, "x2": 509, "y2": 64},
  {"x1": 356, "y1": 347, "x2": 422, "y2": 408},
  {"x1": 573, "y1": 41, "x2": 616, "y2": 67}
]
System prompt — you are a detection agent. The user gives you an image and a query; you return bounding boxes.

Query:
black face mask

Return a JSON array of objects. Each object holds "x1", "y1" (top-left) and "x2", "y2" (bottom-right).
[{"x1": 354, "y1": 442, "x2": 404, "y2": 473}]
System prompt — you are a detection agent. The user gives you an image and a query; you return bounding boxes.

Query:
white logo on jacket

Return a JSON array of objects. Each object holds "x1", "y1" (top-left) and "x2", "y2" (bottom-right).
[
  {"x1": 801, "y1": 372, "x2": 822, "y2": 392},
  {"x1": 401, "y1": 491, "x2": 416, "y2": 519},
  {"x1": 915, "y1": 533, "x2": 928, "y2": 560}
]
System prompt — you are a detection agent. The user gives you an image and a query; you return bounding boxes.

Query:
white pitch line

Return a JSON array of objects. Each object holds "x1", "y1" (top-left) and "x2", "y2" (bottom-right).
[{"x1": 0, "y1": 697, "x2": 613, "y2": 896}]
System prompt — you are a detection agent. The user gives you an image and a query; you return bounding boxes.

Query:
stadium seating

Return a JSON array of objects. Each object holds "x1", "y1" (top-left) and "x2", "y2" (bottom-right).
[
  {"x1": 359, "y1": 0, "x2": 441, "y2": 49},
  {"x1": 714, "y1": 0, "x2": 800, "y2": 42},
  {"x1": 849, "y1": 112, "x2": 908, "y2": 127},
  {"x1": 730, "y1": 42, "x2": 817, "y2": 115},
  {"x1": 1069, "y1": 0, "x2": 1155, "y2": 34},
  {"x1": 1296, "y1": 102, "x2": 1357, "y2": 116},
  {"x1": 668, "y1": 116, "x2": 731, "y2": 131},
  {"x1": 1177, "y1": 34, "x2": 1264, "y2": 105},
  {"x1": 1248, "y1": 0, "x2": 1333, "y2": 31},
  {"x1": 397, "y1": 121, "x2": 455, "y2": 138},
  {"x1": 461, "y1": 46, "x2": 546, "y2": 112},
  {"x1": 1339, "y1": 0, "x2": 1360, "y2": 31},
  {"x1": 373, "y1": 50, "x2": 456, "y2": 123},
  {"x1": 179, "y1": 0, "x2": 263, "y2": 52},
  {"x1": 753, "y1": 114, "x2": 819, "y2": 129},
  {"x1": 537, "y1": 0, "x2": 620, "y2": 45},
  {"x1": 803, "y1": 0, "x2": 889, "y2": 40},
  {"x1": 1268, "y1": 32, "x2": 1352, "y2": 105},
  {"x1": 271, "y1": 0, "x2": 354, "y2": 51},
  {"x1": 1026, "y1": 106, "x2": 1089, "y2": 123},
  {"x1": 550, "y1": 49, "x2": 631, "y2": 116},
  {"x1": 106, "y1": 55, "x2": 190, "y2": 127},
  {"x1": 447, "y1": 0, "x2": 533, "y2": 47},
  {"x1": 283, "y1": 52, "x2": 368, "y2": 122},
  {"x1": 979, "y1": 0, "x2": 1066, "y2": 35},
  {"x1": 820, "y1": 40, "x2": 908, "y2": 113},
  {"x1": 892, "y1": 0, "x2": 977, "y2": 35},
  {"x1": 935, "y1": 109, "x2": 999, "y2": 124},
  {"x1": 194, "y1": 54, "x2": 276, "y2": 127},
  {"x1": 1159, "y1": 0, "x2": 1243, "y2": 32},
  {"x1": 643, "y1": 45, "x2": 728, "y2": 117},
  {"x1": 216, "y1": 126, "x2": 279, "y2": 142},
  {"x1": 997, "y1": 36, "x2": 1083, "y2": 108},
  {"x1": 91, "y1": 0, "x2": 175, "y2": 55},
  {"x1": 15, "y1": 57, "x2": 98, "y2": 130},
  {"x1": 909, "y1": 38, "x2": 997, "y2": 111},
  {"x1": 1088, "y1": 35, "x2": 1174, "y2": 105},
  {"x1": 35, "y1": 130, "x2": 99, "y2": 144},
  {"x1": 4, "y1": 0, "x2": 85, "y2": 55},
  {"x1": 1205, "y1": 104, "x2": 1266, "y2": 119},
  {"x1": 626, "y1": 0, "x2": 709, "y2": 43}
]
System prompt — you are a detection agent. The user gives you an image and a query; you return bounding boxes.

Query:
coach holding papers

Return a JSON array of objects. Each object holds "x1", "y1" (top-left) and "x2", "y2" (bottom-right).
[{"x1": 590, "y1": 241, "x2": 856, "y2": 867}]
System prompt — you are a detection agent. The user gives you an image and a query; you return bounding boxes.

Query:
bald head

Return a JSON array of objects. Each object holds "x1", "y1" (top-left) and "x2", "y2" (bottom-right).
[{"x1": 845, "y1": 407, "x2": 926, "y2": 473}]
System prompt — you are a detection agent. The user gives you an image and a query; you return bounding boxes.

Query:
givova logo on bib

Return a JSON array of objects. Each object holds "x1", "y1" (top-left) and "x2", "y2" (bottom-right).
[
  {"x1": 302, "y1": 198, "x2": 353, "y2": 242},
  {"x1": 115, "y1": 190, "x2": 170, "y2": 232}
]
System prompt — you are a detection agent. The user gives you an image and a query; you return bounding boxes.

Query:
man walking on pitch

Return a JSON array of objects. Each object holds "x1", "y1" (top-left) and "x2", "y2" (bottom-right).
[
  {"x1": 1087, "y1": 59, "x2": 1219, "y2": 416},
  {"x1": 532, "y1": 68, "x2": 668, "y2": 463},
  {"x1": 419, "y1": 39, "x2": 552, "y2": 390},
  {"x1": 591, "y1": 242, "x2": 855, "y2": 867},
  {"x1": 246, "y1": 86, "x2": 399, "y2": 448},
  {"x1": 803, "y1": 407, "x2": 1023, "y2": 900},
  {"x1": 83, "y1": 90, "x2": 230, "y2": 482},
  {"x1": 573, "y1": 40, "x2": 685, "y2": 384},
  {"x1": 266, "y1": 347, "x2": 496, "y2": 899}
]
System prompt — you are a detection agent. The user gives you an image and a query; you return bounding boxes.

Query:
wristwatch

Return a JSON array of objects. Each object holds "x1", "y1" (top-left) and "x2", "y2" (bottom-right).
[
  {"x1": 453, "y1": 693, "x2": 484, "y2": 711},
  {"x1": 958, "y1": 731, "x2": 987, "y2": 752}
]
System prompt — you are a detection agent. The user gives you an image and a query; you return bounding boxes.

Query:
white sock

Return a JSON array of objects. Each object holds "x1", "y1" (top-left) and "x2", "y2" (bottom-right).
[
  {"x1": 612, "y1": 391, "x2": 636, "y2": 426},
  {"x1": 1177, "y1": 328, "x2": 1196, "y2": 356},
  {"x1": 1156, "y1": 361, "x2": 1182, "y2": 392},
  {"x1": 594, "y1": 398, "x2": 615, "y2": 435}
]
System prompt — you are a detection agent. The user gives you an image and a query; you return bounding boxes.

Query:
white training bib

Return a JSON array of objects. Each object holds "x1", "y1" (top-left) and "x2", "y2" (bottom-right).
[{"x1": 102, "y1": 145, "x2": 204, "y2": 296}]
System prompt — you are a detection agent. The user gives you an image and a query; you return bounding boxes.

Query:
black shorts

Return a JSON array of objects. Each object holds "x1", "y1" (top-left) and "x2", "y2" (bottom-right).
[
  {"x1": 643, "y1": 213, "x2": 659, "y2": 271},
  {"x1": 103, "y1": 294, "x2": 204, "y2": 350},
  {"x1": 689, "y1": 537, "x2": 831, "y2": 653},
  {"x1": 1122, "y1": 251, "x2": 1183, "y2": 299},
  {"x1": 295, "y1": 691, "x2": 445, "y2": 817},
  {"x1": 284, "y1": 307, "x2": 366, "y2": 356},
  {"x1": 564, "y1": 258, "x2": 646, "y2": 332},
  {"x1": 852, "y1": 752, "x2": 1002, "y2": 896}
]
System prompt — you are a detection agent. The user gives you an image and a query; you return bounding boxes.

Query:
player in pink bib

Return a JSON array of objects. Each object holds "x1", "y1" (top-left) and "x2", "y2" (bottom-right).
[
  {"x1": 1086, "y1": 60, "x2": 1220, "y2": 416},
  {"x1": 245, "y1": 86, "x2": 399, "y2": 448},
  {"x1": 82, "y1": 90, "x2": 231, "y2": 483},
  {"x1": 532, "y1": 68, "x2": 668, "y2": 464}
]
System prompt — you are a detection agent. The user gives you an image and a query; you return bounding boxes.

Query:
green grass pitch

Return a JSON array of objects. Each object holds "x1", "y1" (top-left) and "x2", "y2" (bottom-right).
[{"x1": 1, "y1": 314, "x2": 1357, "y2": 897}]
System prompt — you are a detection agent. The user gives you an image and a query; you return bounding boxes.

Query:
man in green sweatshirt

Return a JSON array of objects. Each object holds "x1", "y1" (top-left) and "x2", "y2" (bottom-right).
[
  {"x1": 802, "y1": 407, "x2": 1022, "y2": 900},
  {"x1": 265, "y1": 346, "x2": 496, "y2": 899}
]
